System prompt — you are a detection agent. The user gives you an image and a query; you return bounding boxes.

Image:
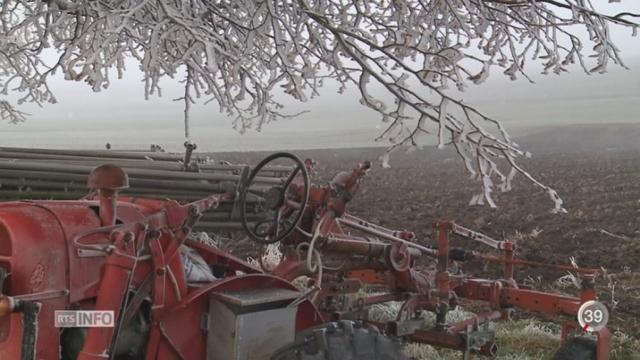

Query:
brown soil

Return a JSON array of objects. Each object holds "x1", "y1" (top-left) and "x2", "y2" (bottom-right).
[{"x1": 210, "y1": 131, "x2": 640, "y2": 336}]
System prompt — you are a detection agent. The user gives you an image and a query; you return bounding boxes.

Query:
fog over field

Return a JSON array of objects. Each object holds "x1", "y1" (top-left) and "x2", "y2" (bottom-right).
[{"x1": 0, "y1": 53, "x2": 638, "y2": 151}]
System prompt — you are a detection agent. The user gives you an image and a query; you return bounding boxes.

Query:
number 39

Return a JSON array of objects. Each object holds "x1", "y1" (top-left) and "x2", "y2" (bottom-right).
[{"x1": 583, "y1": 309, "x2": 603, "y2": 323}]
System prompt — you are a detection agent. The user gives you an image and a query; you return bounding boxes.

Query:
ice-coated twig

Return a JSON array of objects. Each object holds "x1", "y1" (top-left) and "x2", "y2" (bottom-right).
[{"x1": 0, "y1": 0, "x2": 638, "y2": 210}]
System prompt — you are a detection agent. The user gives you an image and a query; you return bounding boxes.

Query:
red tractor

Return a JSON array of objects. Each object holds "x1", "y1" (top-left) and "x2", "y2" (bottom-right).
[{"x1": 0, "y1": 152, "x2": 610, "y2": 360}]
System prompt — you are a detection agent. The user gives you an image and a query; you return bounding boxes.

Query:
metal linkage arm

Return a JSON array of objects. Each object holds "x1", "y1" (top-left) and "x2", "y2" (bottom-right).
[
  {"x1": 450, "y1": 223, "x2": 507, "y2": 250},
  {"x1": 338, "y1": 214, "x2": 436, "y2": 256}
]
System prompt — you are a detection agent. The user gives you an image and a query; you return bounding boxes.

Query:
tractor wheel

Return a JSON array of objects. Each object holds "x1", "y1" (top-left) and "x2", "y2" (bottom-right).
[
  {"x1": 271, "y1": 320, "x2": 409, "y2": 360},
  {"x1": 552, "y1": 337, "x2": 597, "y2": 360}
]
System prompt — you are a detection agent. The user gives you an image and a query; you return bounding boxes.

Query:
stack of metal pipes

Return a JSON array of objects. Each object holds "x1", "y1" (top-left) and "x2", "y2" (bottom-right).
[{"x1": 0, "y1": 146, "x2": 286, "y2": 231}]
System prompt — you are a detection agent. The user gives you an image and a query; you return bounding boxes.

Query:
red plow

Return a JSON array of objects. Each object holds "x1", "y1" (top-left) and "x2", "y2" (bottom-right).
[{"x1": 0, "y1": 151, "x2": 610, "y2": 359}]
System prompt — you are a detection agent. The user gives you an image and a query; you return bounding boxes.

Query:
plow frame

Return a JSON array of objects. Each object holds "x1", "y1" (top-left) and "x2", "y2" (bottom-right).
[
  {"x1": 262, "y1": 158, "x2": 611, "y2": 359},
  {"x1": 0, "y1": 152, "x2": 614, "y2": 360}
]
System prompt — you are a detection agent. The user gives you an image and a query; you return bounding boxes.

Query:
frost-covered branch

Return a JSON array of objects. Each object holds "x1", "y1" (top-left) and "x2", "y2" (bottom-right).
[
  {"x1": 0, "y1": 99, "x2": 28, "y2": 123},
  {"x1": 0, "y1": 0, "x2": 637, "y2": 210}
]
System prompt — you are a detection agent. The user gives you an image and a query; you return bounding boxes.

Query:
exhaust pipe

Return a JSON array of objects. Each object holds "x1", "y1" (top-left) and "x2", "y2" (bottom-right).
[{"x1": 87, "y1": 164, "x2": 129, "y2": 226}]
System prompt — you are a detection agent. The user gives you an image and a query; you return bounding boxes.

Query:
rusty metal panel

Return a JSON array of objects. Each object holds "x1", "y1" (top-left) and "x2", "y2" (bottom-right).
[
  {"x1": 207, "y1": 289, "x2": 297, "y2": 360},
  {"x1": 0, "y1": 203, "x2": 68, "y2": 360},
  {"x1": 212, "y1": 287, "x2": 299, "y2": 307}
]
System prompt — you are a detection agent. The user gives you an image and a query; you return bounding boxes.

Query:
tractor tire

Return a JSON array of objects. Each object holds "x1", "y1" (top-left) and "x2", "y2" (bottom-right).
[
  {"x1": 271, "y1": 320, "x2": 409, "y2": 360},
  {"x1": 552, "y1": 337, "x2": 597, "y2": 360}
]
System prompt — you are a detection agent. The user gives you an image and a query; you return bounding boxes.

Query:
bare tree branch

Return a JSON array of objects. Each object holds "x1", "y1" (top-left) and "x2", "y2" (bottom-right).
[{"x1": 0, "y1": 0, "x2": 637, "y2": 210}]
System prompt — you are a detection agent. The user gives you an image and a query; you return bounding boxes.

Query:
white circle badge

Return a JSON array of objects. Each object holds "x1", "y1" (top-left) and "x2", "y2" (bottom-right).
[{"x1": 577, "y1": 300, "x2": 609, "y2": 332}]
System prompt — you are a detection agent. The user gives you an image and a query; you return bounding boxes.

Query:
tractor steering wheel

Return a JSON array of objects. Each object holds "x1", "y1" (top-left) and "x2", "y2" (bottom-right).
[{"x1": 240, "y1": 152, "x2": 310, "y2": 244}]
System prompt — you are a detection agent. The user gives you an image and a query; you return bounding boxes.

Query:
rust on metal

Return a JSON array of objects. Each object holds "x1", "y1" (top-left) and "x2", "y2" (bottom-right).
[
  {"x1": 0, "y1": 295, "x2": 15, "y2": 317},
  {"x1": 87, "y1": 164, "x2": 130, "y2": 191}
]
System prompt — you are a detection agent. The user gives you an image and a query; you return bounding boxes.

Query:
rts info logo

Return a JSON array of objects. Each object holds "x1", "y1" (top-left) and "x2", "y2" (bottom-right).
[{"x1": 54, "y1": 310, "x2": 115, "y2": 328}]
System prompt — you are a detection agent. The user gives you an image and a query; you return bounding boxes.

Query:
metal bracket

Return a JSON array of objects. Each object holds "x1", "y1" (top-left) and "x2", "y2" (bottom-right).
[{"x1": 387, "y1": 318, "x2": 425, "y2": 337}]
